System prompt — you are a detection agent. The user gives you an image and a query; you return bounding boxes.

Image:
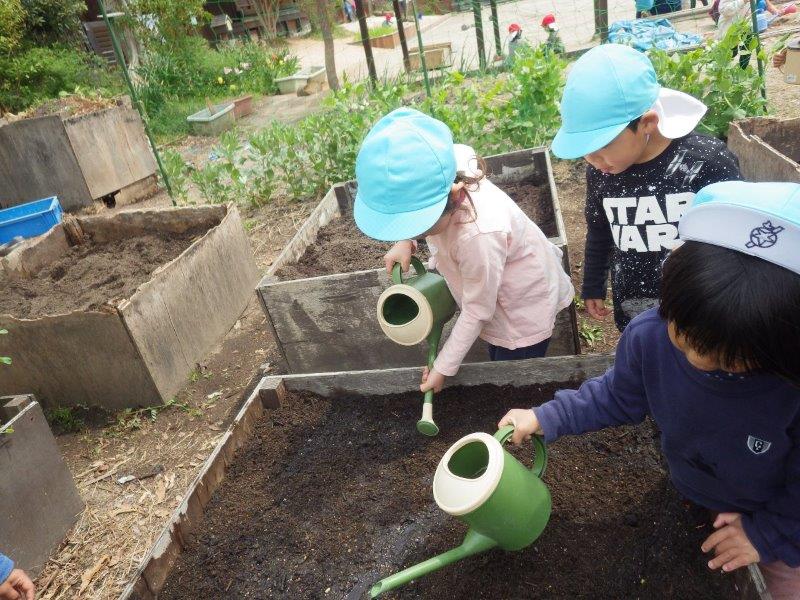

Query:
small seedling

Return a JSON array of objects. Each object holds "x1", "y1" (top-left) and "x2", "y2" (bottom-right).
[
  {"x1": 188, "y1": 367, "x2": 213, "y2": 383},
  {"x1": 1, "y1": 328, "x2": 10, "y2": 366},
  {"x1": 573, "y1": 296, "x2": 585, "y2": 311},
  {"x1": 578, "y1": 320, "x2": 605, "y2": 348},
  {"x1": 1, "y1": 427, "x2": 13, "y2": 435}
]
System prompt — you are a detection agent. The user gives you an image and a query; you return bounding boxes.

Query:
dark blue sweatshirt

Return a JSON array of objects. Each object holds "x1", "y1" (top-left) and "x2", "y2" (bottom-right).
[{"x1": 534, "y1": 309, "x2": 800, "y2": 567}]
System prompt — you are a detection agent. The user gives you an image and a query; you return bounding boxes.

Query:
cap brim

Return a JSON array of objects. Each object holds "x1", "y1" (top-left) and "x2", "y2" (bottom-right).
[
  {"x1": 652, "y1": 88, "x2": 707, "y2": 139},
  {"x1": 354, "y1": 192, "x2": 448, "y2": 242},
  {"x1": 551, "y1": 121, "x2": 628, "y2": 160}
]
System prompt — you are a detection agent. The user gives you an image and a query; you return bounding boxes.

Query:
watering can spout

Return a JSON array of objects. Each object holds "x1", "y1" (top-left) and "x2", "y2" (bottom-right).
[{"x1": 369, "y1": 529, "x2": 497, "y2": 598}]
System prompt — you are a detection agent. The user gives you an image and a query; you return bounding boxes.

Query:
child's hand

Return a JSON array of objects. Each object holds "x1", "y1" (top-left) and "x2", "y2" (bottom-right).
[
  {"x1": 774, "y1": 48, "x2": 787, "y2": 68},
  {"x1": 701, "y1": 513, "x2": 760, "y2": 573},
  {"x1": 0, "y1": 568, "x2": 35, "y2": 600},
  {"x1": 384, "y1": 240, "x2": 415, "y2": 275},
  {"x1": 584, "y1": 298, "x2": 612, "y2": 320},
  {"x1": 420, "y1": 367, "x2": 445, "y2": 394},
  {"x1": 498, "y1": 409, "x2": 542, "y2": 444}
]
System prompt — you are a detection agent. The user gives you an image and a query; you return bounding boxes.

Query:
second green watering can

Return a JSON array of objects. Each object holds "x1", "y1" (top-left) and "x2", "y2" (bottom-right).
[
  {"x1": 377, "y1": 256, "x2": 457, "y2": 436},
  {"x1": 370, "y1": 425, "x2": 551, "y2": 596}
]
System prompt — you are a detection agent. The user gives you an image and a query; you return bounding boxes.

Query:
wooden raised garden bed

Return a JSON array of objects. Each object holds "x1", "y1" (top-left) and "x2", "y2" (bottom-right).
[
  {"x1": 409, "y1": 42, "x2": 453, "y2": 70},
  {"x1": 728, "y1": 117, "x2": 800, "y2": 183},
  {"x1": 1, "y1": 395, "x2": 83, "y2": 575},
  {"x1": 257, "y1": 147, "x2": 580, "y2": 374},
  {"x1": 0, "y1": 205, "x2": 258, "y2": 411},
  {"x1": 369, "y1": 23, "x2": 416, "y2": 49},
  {"x1": 0, "y1": 100, "x2": 158, "y2": 211},
  {"x1": 119, "y1": 354, "x2": 768, "y2": 599}
]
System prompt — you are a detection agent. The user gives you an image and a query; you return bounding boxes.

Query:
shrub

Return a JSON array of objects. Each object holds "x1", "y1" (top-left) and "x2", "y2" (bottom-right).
[
  {"x1": 649, "y1": 21, "x2": 767, "y2": 138},
  {"x1": 0, "y1": 45, "x2": 115, "y2": 112},
  {"x1": 0, "y1": 0, "x2": 25, "y2": 54},
  {"x1": 20, "y1": 0, "x2": 84, "y2": 45}
]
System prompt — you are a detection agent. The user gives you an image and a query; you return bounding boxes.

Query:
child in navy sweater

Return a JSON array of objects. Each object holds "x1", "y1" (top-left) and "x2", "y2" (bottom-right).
[
  {"x1": 500, "y1": 181, "x2": 800, "y2": 599},
  {"x1": 0, "y1": 553, "x2": 34, "y2": 600}
]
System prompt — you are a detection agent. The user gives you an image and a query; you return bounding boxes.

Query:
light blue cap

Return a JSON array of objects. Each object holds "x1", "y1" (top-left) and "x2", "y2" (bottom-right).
[
  {"x1": 354, "y1": 108, "x2": 456, "y2": 242},
  {"x1": 680, "y1": 181, "x2": 800, "y2": 274},
  {"x1": 552, "y1": 44, "x2": 661, "y2": 159}
]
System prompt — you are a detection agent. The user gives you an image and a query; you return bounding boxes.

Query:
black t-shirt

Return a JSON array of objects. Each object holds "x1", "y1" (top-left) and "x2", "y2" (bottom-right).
[{"x1": 582, "y1": 133, "x2": 741, "y2": 330}]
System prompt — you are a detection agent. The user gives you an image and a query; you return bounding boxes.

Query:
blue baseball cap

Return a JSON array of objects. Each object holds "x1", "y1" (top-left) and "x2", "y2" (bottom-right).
[
  {"x1": 552, "y1": 44, "x2": 707, "y2": 159},
  {"x1": 680, "y1": 181, "x2": 800, "y2": 274},
  {"x1": 354, "y1": 108, "x2": 456, "y2": 242}
]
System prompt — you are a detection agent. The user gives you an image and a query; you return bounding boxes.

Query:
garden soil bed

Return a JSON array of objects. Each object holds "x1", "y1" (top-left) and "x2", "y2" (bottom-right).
[
  {"x1": 276, "y1": 182, "x2": 555, "y2": 280},
  {"x1": 160, "y1": 384, "x2": 738, "y2": 600},
  {"x1": 0, "y1": 229, "x2": 207, "y2": 319}
]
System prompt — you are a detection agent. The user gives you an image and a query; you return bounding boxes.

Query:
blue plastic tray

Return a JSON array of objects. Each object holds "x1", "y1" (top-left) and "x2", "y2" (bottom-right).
[{"x1": 0, "y1": 197, "x2": 64, "y2": 245}]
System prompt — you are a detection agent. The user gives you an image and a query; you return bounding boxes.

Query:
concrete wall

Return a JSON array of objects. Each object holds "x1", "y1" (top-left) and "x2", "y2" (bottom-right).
[{"x1": 0, "y1": 396, "x2": 83, "y2": 575}]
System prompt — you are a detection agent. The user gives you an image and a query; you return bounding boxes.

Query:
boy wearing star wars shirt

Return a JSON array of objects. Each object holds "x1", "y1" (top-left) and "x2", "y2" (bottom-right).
[
  {"x1": 500, "y1": 181, "x2": 800, "y2": 599},
  {"x1": 551, "y1": 44, "x2": 741, "y2": 330}
]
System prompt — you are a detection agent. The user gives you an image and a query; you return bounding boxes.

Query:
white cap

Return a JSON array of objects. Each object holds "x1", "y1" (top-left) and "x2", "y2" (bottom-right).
[{"x1": 652, "y1": 88, "x2": 708, "y2": 139}]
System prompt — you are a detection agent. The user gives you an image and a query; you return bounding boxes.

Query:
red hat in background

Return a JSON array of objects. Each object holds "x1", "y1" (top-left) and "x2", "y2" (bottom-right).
[
  {"x1": 541, "y1": 13, "x2": 557, "y2": 29},
  {"x1": 508, "y1": 23, "x2": 521, "y2": 33}
]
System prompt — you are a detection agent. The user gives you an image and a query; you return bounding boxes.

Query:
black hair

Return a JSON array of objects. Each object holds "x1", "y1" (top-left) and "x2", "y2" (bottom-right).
[
  {"x1": 626, "y1": 116, "x2": 641, "y2": 131},
  {"x1": 659, "y1": 241, "x2": 800, "y2": 385}
]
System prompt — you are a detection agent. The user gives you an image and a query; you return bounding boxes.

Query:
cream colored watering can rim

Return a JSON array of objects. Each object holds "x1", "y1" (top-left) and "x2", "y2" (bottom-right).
[
  {"x1": 376, "y1": 283, "x2": 434, "y2": 346},
  {"x1": 433, "y1": 432, "x2": 504, "y2": 517}
]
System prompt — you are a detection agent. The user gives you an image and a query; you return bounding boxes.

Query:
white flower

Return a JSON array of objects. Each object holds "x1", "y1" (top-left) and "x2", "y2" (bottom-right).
[
  {"x1": 223, "y1": 67, "x2": 233, "y2": 75},
  {"x1": 240, "y1": 62, "x2": 251, "y2": 69},
  {"x1": 234, "y1": 68, "x2": 242, "y2": 75}
]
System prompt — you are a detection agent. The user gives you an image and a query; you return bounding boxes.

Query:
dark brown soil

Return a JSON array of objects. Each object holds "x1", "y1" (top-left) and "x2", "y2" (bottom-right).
[
  {"x1": 0, "y1": 230, "x2": 206, "y2": 318},
  {"x1": 160, "y1": 384, "x2": 738, "y2": 600},
  {"x1": 276, "y1": 182, "x2": 555, "y2": 280}
]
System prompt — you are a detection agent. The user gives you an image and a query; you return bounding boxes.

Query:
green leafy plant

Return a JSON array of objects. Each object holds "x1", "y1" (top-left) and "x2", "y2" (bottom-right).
[
  {"x1": 353, "y1": 24, "x2": 397, "y2": 42},
  {"x1": 649, "y1": 21, "x2": 767, "y2": 138},
  {"x1": 578, "y1": 320, "x2": 605, "y2": 348},
  {"x1": 20, "y1": 0, "x2": 85, "y2": 45},
  {"x1": 0, "y1": 0, "x2": 25, "y2": 54},
  {"x1": 47, "y1": 406, "x2": 84, "y2": 433}
]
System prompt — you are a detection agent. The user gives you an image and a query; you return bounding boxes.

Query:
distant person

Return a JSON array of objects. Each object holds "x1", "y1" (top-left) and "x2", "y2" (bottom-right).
[
  {"x1": 651, "y1": 0, "x2": 682, "y2": 13},
  {"x1": 343, "y1": 0, "x2": 355, "y2": 22},
  {"x1": 540, "y1": 14, "x2": 565, "y2": 55},
  {"x1": 636, "y1": 0, "x2": 654, "y2": 18},
  {"x1": 398, "y1": 0, "x2": 408, "y2": 20},
  {"x1": 506, "y1": 22, "x2": 528, "y2": 64},
  {"x1": 0, "y1": 554, "x2": 35, "y2": 600}
]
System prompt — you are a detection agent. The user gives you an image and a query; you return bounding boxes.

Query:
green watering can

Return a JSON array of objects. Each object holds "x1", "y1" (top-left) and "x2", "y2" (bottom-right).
[
  {"x1": 377, "y1": 256, "x2": 457, "y2": 436},
  {"x1": 370, "y1": 426, "x2": 551, "y2": 597}
]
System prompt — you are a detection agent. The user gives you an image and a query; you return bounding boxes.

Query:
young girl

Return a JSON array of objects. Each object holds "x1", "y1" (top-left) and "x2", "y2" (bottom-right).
[
  {"x1": 500, "y1": 181, "x2": 800, "y2": 599},
  {"x1": 354, "y1": 108, "x2": 574, "y2": 394}
]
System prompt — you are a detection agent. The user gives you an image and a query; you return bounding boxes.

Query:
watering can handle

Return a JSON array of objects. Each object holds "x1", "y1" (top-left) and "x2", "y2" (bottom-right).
[
  {"x1": 391, "y1": 256, "x2": 427, "y2": 284},
  {"x1": 495, "y1": 425, "x2": 547, "y2": 478}
]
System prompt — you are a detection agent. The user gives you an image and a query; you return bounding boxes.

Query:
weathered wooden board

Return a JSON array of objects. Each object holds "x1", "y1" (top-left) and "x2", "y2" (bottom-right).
[
  {"x1": 728, "y1": 117, "x2": 800, "y2": 183},
  {"x1": 258, "y1": 147, "x2": 579, "y2": 374},
  {"x1": 260, "y1": 263, "x2": 577, "y2": 373},
  {"x1": 121, "y1": 206, "x2": 258, "y2": 401},
  {"x1": 0, "y1": 116, "x2": 92, "y2": 210},
  {"x1": 63, "y1": 106, "x2": 157, "y2": 199},
  {"x1": 0, "y1": 310, "x2": 162, "y2": 410},
  {"x1": 0, "y1": 400, "x2": 83, "y2": 575}
]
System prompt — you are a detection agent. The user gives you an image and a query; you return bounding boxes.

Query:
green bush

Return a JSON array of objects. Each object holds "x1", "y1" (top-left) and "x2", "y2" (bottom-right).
[
  {"x1": 649, "y1": 21, "x2": 767, "y2": 138},
  {"x1": 0, "y1": 0, "x2": 25, "y2": 54},
  {"x1": 173, "y1": 48, "x2": 567, "y2": 207},
  {"x1": 0, "y1": 45, "x2": 116, "y2": 112},
  {"x1": 20, "y1": 0, "x2": 84, "y2": 45}
]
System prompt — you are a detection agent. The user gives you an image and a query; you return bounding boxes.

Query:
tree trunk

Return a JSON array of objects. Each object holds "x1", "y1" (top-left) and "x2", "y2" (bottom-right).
[
  {"x1": 314, "y1": 0, "x2": 340, "y2": 90},
  {"x1": 254, "y1": 0, "x2": 280, "y2": 39}
]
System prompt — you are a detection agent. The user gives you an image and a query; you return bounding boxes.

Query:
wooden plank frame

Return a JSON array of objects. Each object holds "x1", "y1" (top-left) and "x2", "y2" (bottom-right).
[
  {"x1": 118, "y1": 353, "x2": 768, "y2": 600},
  {"x1": 728, "y1": 117, "x2": 800, "y2": 183},
  {"x1": 257, "y1": 146, "x2": 580, "y2": 374}
]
